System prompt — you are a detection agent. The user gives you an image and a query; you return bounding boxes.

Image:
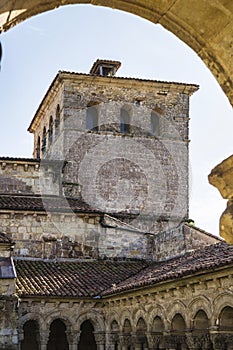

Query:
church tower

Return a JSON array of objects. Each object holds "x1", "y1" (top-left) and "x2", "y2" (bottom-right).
[{"x1": 28, "y1": 59, "x2": 198, "y2": 233}]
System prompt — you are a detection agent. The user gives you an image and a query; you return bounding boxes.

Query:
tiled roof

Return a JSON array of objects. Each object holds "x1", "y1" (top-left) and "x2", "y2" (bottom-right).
[
  {"x1": 14, "y1": 242, "x2": 233, "y2": 298},
  {"x1": 0, "y1": 157, "x2": 39, "y2": 162},
  {"x1": 102, "y1": 242, "x2": 233, "y2": 296},
  {"x1": 0, "y1": 194, "x2": 101, "y2": 213},
  {"x1": 14, "y1": 259, "x2": 149, "y2": 298}
]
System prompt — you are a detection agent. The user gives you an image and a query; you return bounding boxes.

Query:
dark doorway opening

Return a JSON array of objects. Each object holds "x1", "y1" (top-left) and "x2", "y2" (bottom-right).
[
  {"x1": 47, "y1": 319, "x2": 69, "y2": 350},
  {"x1": 21, "y1": 320, "x2": 39, "y2": 350},
  {"x1": 78, "y1": 320, "x2": 97, "y2": 350}
]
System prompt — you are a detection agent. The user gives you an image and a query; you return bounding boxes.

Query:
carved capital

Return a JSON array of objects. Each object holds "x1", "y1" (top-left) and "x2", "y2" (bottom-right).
[
  {"x1": 119, "y1": 334, "x2": 131, "y2": 346},
  {"x1": 94, "y1": 332, "x2": 105, "y2": 345}
]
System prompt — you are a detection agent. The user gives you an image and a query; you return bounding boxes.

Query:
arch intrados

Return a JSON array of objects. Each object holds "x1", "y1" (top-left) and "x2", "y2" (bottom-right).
[{"x1": 1, "y1": 1, "x2": 232, "y2": 107}]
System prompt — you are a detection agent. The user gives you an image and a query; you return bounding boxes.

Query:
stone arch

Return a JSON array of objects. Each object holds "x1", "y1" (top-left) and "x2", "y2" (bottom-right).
[
  {"x1": 147, "y1": 304, "x2": 166, "y2": 331},
  {"x1": 76, "y1": 310, "x2": 105, "y2": 332},
  {"x1": 122, "y1": 318, "x2": 132, "y2": 333},
  {"x1": 78, "y1": 319, "x2": 97, "y2": 350},
  {"x1": 47, "y1": 318, "x2": 69, "y2": 350},
  {"x1": 19, "y1": 314, "x2": 42, "y2": 350},
  {"x1": 136, "y1": 317, "x2": 148, "y2": 348},
  {"x1": 0, "y1": 1, "x2": 232, "y2": 106},
  {"x1": 106, "y1": 311, "x2": 121, "y2": 332},
  {"x1": 119, "y1": 309, "x2": 134, "y2": 331},
  {"x1": 171, "y1": 313, "x2": 186, "y2": 332},
  {"x1": 18, "y1": 313, "x2": 43, "y2": 337},
  {"x1": 193, "y1": 310, "x2": 209, "y2": 331},
  {"x1": 166, "y1": 300, "x2": 187, "y2": 327},
  {"x1": 213, "y1": 291, "x2": 233, "y2": 322},
  {"x1": 188, "y1": 295, "x2": 212, "y2": 327},
  {"x1": 219, "y1": 306, "x2": 233, "y2": 330},
  {"x1": 20, "y1": 319, "x2": 40, "y2": 350},
  {"x1": 43, "y1": 311, "x2": 74, "y2": 335}
]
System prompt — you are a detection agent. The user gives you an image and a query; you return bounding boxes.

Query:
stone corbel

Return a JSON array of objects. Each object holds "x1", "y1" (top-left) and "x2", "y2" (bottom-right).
[{"x1": 208, "y1": 155, "x2": 233, "y2": 243}]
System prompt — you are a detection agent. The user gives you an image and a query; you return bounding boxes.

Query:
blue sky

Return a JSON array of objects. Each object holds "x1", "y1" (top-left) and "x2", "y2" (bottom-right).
[{"x1": 0, "y1": 4, "x2": 232, "y2": 235}]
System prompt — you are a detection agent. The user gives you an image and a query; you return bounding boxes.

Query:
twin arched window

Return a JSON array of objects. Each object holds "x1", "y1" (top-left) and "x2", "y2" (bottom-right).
[{"x1": 85, "y1": 106, "x2": 160, "y2": 135}]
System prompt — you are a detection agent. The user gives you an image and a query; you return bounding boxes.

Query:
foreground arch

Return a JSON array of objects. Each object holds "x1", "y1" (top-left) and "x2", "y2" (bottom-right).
[{"x1": 0, "y1": 0, "x2": 233, "y2": 107}]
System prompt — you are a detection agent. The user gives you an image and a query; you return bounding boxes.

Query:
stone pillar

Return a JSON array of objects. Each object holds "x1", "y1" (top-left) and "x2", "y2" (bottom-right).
[
  {"x1": 106, "y1": 332, "x2": 119, "y2": 350},
  {"x1": 67, "y1": 331, "x2": 80, "y2": 350},
  {"x1": 94, "y1": 332, "x2": 105, "y2": 350},
  {"x1": 209, "y1": 155, "x2": 233, "y2": 243},
  {"x1": 119, "y1": 333, "x2": 131, "y2": 350},
  {"x1": 40, "y1": 330, "x2": 49, "y2": 350},
  {"x1": 146, "y1": 332, "x2": 163, "y2": 349}
]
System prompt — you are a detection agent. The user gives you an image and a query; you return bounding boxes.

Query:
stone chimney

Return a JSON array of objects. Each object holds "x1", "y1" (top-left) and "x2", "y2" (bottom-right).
[{"x1": 89, "y1": 59, "x2": 121, "y2": 77}]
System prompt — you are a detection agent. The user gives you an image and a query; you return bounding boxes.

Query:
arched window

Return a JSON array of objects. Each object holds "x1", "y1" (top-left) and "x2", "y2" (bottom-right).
[
  {"x1": 151, "y1": 111, "x2": 160, "y2": 136},
  {"x1": 41, "y1": 127, "x2": 46, "y2": 153},
  {"x1": 152, "y1": 316, "x2": 164, "y2": 333},
  {"x1": 136, "y1": 317, "x2": 147, "y2": 349},
  {"x1": 86, "y1": 106, "x2": 98, "y2": 131},
  {"x1": 21, "y1": 320, "x2": 39, "y2": 350},
  {"x1": 36, "y1": 136, "x2": 40, "y2": 159},
  {"x1": 120, "y1": 108, "x2": 130, "y2": 133},
  {"x1": 47, "y1": 319, "x2": 69, "y2": 350},
  {"x1": 219, "y1": 306, "x2": 233, "y2": 330},
  {"x1": 78, "y1": 320, "x2": 97, "y2": 350},
  {"x1": 111, "y1": 320, "x2": 119, "y2": 350},
  {"x1": 171, "y1": 313, "x2": 186, "y2": 332},
  {"x1": 48, "y1": 115, "x2": 53, "y2": 144},
  {"x1": 193, "y1": 310, "x2": 209, "y2": 331},
  {"x1": 55, "y1": 104, "x2": 60, "y2": 136}
]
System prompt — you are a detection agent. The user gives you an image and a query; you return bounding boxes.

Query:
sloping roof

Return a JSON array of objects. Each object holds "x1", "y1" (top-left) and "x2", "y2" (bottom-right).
[
  {"x1": 0, "y1": 194, "x2": 102, "y2": 214},
  {"x1": 14, "y1": 242, "x2": 233, "y2": 298},
  {"x1": 0, "y1": 157, "x2": 39, "y2": 163},
  {"x1": 14, "y1": 259, "x2": 149, "y2": 298},
  {"x1": 102, "y1": 242, "x2": 233, "y2": 296}
]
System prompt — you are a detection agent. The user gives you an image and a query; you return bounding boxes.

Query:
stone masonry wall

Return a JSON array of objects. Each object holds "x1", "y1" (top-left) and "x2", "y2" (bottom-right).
[
  {"x1": 39, "y1": 75, "x2": 193, "y2": 233},
  {"x1": 0, "y1": 159, "x2": 61, "y2": 196}
]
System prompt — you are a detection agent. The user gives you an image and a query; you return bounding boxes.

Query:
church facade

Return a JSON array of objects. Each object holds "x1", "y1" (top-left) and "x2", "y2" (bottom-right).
[{"x1": 0, "y1": 60, "x2": 233, "y2": 350}]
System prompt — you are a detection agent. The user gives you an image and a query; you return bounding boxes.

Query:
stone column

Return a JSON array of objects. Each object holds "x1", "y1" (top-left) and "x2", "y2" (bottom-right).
[
  {"x1": 94, "y1": 332, "x2": 105, "y2": 350},
  {"x1": 40, "y1": 330, "x2": 49, "y2": 350},
  {"x1": 106, "y1": 332, "x2": 119, "y2": 350},
  {"x1": 119, "y1": 333, "x2": 131, "y2": 350},
  {"x1": 146, "y1": 332, "x2": 163, "y2": 349},
  {"x1": 67, "y1": 331, "x2": 80, "y2": 350}
]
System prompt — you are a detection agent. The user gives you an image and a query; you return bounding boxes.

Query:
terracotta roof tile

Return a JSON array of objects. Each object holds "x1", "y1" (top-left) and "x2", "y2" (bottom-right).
[
  {"x1": 14, "y1": 259, "x2": 149, "y2": 297},
  {"x1": 14, "y1": 242, "x2": 233, "y2": 298},
  {"x1": 0, "y1": 157, "x2": 39, "y2": 162},
  {"x1": 0, "y1": 194, "x2": 101, "y2": 213},
  {"x1": 102, "y1": 242, "x2": 233, "y2": 295}
]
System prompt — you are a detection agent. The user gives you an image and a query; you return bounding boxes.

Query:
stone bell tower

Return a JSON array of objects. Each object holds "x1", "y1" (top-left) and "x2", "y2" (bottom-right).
[{"x1": 28, "y1": 59, "x2": 198, "y2": 233}]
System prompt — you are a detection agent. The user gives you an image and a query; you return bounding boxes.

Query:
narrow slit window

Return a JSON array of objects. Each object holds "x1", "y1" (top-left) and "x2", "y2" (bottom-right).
[
  {"x1": 120, "y1": 109, "x2": 130, "y2": 133},
  {"x1": 86, "y1": 106, "x2": 98, "y2": 131}
]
